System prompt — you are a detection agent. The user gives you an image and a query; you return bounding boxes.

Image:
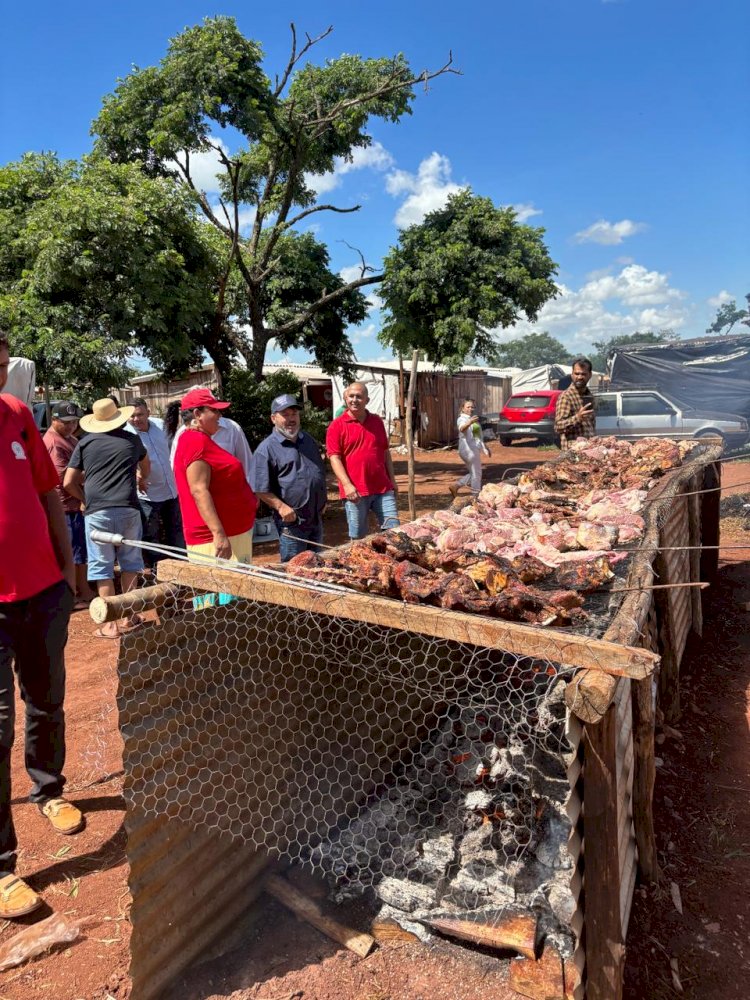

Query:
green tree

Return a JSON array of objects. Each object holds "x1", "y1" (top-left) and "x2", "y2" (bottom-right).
[
  {"x1": 706, "y1": 294, "x2": 749, "y2": 336},
  {"x1": 224, "y1": 367, "x2": 327, "y2": 451},
  {"x1": 91, "y1": 16, "x2": 456, "y2": 379},
  {"x1": 589, "y1": 330, "x2": 674, "y2": 372},
  {"x1": 378, "y1": 191, "x2": 558, "y2": 369},
  {"x1": 490, "y1": 332, "x2": 572, "y2": 370},
  {"x1": 0, "y1": 154, "x2": 135, "y2": 400}
]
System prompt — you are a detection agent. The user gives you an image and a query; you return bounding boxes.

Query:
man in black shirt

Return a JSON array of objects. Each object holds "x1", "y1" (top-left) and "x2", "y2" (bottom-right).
[{"x1": 64, "y1": 399, "x2": 150, "y2": 638}]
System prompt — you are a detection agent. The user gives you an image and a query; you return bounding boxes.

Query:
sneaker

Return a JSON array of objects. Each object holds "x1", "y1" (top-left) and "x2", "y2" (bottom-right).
[
  {"x1": 40, "y1": 798, "x2": 85, "y2": 835},
  {"x1": 0, "y1": 874, "x2": 42, "y2": 918}
]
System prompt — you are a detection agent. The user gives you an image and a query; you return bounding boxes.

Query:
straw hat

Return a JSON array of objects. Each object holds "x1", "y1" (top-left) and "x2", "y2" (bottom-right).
[{"x1": 79, "y1": 398, "x2": 135, "y2": 433}]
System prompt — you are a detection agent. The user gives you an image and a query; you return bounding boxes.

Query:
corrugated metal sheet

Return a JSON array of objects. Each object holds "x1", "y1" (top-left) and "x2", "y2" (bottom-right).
[{"x1": 127, "y1": 809, "x2": 267, "y2": 1000}]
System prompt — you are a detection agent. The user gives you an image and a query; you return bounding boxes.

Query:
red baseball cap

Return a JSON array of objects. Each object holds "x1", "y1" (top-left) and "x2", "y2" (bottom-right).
[{"x1": 180, "y1": 388, "x2": 231, "y2": 411}]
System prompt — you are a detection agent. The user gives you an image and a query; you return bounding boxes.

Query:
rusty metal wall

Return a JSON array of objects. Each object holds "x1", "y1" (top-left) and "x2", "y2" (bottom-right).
[
  {"x1": 418, "y1": 372, "x2": 486, "y2": 446},
  {"x1": 660, "y1": 495, "x2": 692, "y2": 663},
  {"x1": 127, "y1": 809, "x2": 267, "y2": 1000}
]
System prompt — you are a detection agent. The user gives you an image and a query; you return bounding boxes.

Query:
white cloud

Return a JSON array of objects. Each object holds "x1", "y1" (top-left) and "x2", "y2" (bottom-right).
[
  {"x1": 573, "y1": 218, "x2": 648, "y2": 245},
  {"x1": 492, "y1": 262, "x2": 689, "y2": 353},
  {"x1": 348, "y1": 322, "x2": 378, "y2": 346},
  {"x1": 511, "y1": 202, "x2": 543, "y2": 223},
  {"x1": 386, "y1": 152, "x2": 465, "y2": 228},
  {"x1": 707, "y1": 289, "x2": 735, "y2": 307},
  {"x1": 305, "y1": 141, "x2": 395, "y2": 196},
  {"x1": 169, "y1": 139, "x2": 230, "y2": 193}
]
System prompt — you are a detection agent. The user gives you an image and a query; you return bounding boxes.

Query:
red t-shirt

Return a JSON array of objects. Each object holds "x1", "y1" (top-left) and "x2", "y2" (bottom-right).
[
  {"x1": 0, "y1": 394, "x2": 63, "y2": 601},
  {"x1": 43, "y1": 427, "x2": 79, "y2": 513},
  {"x1": 325, "y1": 410, "x2": 394, "y2": 498},
  {"x1": 174, "y1": 429, "x2": 257, "y2": 545}
]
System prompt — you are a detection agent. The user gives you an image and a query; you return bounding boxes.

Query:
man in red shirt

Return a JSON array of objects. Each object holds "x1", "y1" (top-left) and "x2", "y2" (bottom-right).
[
  {"x1": 43, "y1": 402, "x2": 95, "y2": 606},
  {"x1": 0, "y1": 333, "x2": 83, "y2": 920},
  {"x1": 326, "y1": 381, "x2": 399, "y2": 539}
]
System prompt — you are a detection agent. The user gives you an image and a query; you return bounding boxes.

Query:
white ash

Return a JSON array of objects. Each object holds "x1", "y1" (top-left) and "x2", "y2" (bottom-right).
[
  {"x1": 307, "y1": 679, "x2": 577, "y2": 949},
  {"x1": 376, "y1": 904, "x2": 433, "y2": 943}
]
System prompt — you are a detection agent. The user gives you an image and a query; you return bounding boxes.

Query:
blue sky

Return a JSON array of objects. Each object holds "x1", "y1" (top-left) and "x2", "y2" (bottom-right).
[{"x1": 3, "y1": 0, "x2": 748, "y2": 366}]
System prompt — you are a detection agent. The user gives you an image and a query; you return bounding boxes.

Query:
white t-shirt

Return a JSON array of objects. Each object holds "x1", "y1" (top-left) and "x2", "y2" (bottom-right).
[{"x1": 457, "y1": 413, "x2": 483, "y2": 453}]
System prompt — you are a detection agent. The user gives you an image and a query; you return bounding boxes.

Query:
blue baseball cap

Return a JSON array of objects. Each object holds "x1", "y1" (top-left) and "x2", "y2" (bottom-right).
[{"x1": 271, "y1": 394, "x2": 302, "y2": 414}]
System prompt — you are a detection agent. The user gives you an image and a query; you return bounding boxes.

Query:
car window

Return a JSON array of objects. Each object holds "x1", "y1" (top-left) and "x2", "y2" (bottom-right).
[
  {"x1": 505, "y1": 395, "x2": 552, "y2": 409},
  {"x1": 622, "y1": 393, "x2": 675, "y2": 417},
  {"x1": 594, "y1": 394, "x2": 617, "y2": 417}
]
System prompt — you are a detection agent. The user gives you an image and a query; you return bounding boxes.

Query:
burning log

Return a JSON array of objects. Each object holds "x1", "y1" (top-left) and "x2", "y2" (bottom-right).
[
  {"x1": 422, "y1": 908, "x2": 538, "y2": 959},
  {"x1": 509, "y1": 944, "x2": 582, "y2": 1000}
]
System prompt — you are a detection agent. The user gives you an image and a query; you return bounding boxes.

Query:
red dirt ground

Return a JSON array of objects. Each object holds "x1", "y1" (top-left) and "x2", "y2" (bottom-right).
[{"x1": 1, "y1": 443, "x2": 748, "y2": 999}]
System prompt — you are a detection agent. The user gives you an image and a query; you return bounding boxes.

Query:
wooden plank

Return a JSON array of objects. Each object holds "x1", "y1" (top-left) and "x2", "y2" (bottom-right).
[
  {"x1": 509, "y1": 945, "x2": 581, "y2": 999},
  {"x1": 155, "y1": 559, "x2": 659, "y2": 680},
  {"x1": 264, "y1": 874, "x2": 376, "y2": 957},
  {"x1": 583, "y1": 706, "x2": 625, "y2": 1000},
  {"x1": 630, "y1": 676, "x2": 659, "y2": 882}
]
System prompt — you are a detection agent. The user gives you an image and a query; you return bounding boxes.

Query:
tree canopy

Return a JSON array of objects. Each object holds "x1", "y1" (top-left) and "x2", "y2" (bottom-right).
[
  {"x1": 487, "y1": 331, "x2": 572, "y2": 370},
  {"x1": 588, "y1": 330, "x2": 675, "y2": 371},
  {"x1": 0, "y1": 153, "x2": 135, "y2": 399},
  {"x1": 378, "y1": 191, "x2": 558, "y2": 369},
  {"x1": 706, "y1": 294, "x2": 749, "y2": 337},
  {"x1": 90, "y1": 16, "x2": 457, "y2": 379}
]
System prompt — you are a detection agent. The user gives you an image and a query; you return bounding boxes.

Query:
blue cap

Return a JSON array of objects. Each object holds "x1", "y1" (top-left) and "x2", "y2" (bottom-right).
[{"x1": 271, "y1": 393, "x2": 302, "y2": 414}]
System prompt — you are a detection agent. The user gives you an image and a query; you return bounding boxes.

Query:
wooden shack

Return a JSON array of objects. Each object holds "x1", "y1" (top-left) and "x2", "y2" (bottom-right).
[{"x1": 103, "y1": 444, "x2": 721, "y2": 999}]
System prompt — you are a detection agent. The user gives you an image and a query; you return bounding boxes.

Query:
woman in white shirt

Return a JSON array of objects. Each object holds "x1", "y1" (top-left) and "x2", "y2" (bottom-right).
[{"x1": 450, "y1": 398, "x2": 490, "y2": 497}]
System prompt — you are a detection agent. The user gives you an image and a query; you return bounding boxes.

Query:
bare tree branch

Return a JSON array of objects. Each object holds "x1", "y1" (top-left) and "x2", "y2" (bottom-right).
[
  {"x1": 339, "y1": 240, "x2": 374, "y2": 278},
  {"x1": 172, "y1": 152, "x2": 233, "y2": 237},
  {"x1": 274, "y1": 23, "x2": 334, "y2": 98},
  {"x1": 282, "y1": 202, "x2": 361, "y2": 230},
  {"x1": 309, "y1": 55, "x2": 460, "y2": 135},
  {"x1": 273, "y1": 272, "x2": 384, "y2": 338}
]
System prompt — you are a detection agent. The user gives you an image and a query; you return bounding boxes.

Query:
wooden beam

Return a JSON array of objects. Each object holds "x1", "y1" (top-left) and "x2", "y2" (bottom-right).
[
  {"x1": 154, "y1": 559, "x2": 659, "y2": 679},
  {"x1": 264, "y1": 874, "x2": 376, "y2": 958},
  {"x1": 583, "y1": 706, "x2": 625, "y2": 1000},
  {"x1": 405, "y1": 349, "x2": 419, "y2": 522},
  {"x1": 423, "y1": 909, "x2": 537, "y2": 958},
  {"x1": 89, "y1": 583, "x2": 183, "y2": 624}
]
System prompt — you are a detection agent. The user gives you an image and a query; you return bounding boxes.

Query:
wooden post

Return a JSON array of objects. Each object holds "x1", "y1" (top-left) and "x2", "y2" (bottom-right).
[
  {"x1": 398, "y1": 353, "x2": 406, "y2": 446},
  {"x1": 89, "y1": 583, "x2": 184, "y2": 624},
  {"x1": 631, "y1": 676, "x2": 660, "y2": 883},
  {"x1": 405, "y1": 350, "x2": 419, "y2": 522},
  {"x1": 583, "y1": 705, "x2": 625, "y2": 1000}
]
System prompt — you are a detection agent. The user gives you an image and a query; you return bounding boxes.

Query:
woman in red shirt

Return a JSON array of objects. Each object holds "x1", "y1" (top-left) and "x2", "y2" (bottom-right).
[{"x1": 173, "y1": 389, "x2": 257, "y2": 565}]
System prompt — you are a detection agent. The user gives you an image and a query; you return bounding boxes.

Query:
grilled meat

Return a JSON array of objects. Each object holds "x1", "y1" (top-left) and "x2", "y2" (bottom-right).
[{"x1": 554, "y1": 556, "x2": 614, "y2": 591}]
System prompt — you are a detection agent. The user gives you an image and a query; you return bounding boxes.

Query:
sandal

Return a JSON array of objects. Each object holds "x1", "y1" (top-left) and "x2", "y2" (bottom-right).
[
  {"x1": 0, "y1": 874, "x2": 42, "y2": 918},
  {"x1": 94, "y1": 627, "x2": 119, "y2": 640}
]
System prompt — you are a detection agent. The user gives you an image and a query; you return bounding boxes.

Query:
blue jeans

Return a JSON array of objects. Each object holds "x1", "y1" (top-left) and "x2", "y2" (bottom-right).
[
  {"x1": 85, "y1": 508, "x2": 143, "y2": 580},
  {"x1": 278, "y1": 521, "x2": 324, "y2": 563},
  {"x1": 344, "y1": 491, "x2": 400, "y2": 540}
]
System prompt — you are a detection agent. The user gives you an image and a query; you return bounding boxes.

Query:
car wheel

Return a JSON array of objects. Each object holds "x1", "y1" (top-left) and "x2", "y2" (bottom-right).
[
  {"x1": 499, "y1": 436, "x2": 512, "y2": 447},
  {"x1": 695, "y1": 429, "x2": 726, "y2": 446}
]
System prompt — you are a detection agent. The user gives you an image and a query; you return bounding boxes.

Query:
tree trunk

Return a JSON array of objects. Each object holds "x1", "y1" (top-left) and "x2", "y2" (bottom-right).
[{"x1": 250, "y1": 326, "x2": 269, "y2": 382}]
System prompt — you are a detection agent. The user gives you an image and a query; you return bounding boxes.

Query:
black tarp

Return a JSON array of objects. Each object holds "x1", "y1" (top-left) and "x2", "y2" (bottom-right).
[{"x1": 609, "y1": 334, "x2": 750, "y2": 419}]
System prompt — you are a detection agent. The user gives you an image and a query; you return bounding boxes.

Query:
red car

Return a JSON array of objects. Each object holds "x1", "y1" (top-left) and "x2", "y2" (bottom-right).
[{"x1": 497, "y1": 389, "x2": 563, "y2": 446}]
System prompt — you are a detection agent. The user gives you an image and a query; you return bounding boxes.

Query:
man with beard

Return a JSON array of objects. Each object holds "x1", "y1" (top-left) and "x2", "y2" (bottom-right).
[{"x1": 250, "y1": 394, "x2": 327, "y2": 562}]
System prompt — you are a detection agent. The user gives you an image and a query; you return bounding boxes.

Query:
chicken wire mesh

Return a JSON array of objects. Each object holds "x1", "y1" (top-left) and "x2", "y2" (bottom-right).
[{"x1": 116, "y1": 565, "x2": 581, "y2": 952}]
